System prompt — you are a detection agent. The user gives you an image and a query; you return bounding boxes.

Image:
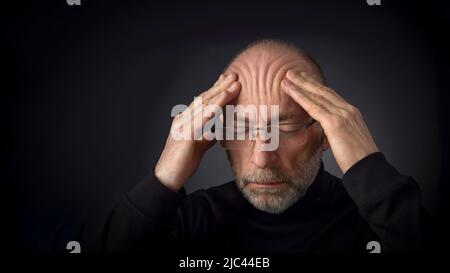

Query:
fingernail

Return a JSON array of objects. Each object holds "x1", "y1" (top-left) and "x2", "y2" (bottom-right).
[
  {"x1": 226, "y1": 72, "x2": 233, "y2": 79},
  {"x1": 300, "y1": 71, "x2": 307, "y2": 77}
]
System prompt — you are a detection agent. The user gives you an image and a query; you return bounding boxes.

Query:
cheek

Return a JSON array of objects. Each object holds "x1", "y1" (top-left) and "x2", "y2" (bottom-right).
[
  {"x1": 227, "y1": 149, "x2": 250, "y2": 174},
  {"x1": 307, "y1": 125, "x2": 324, "y2": 149},
  {"x1": 277, "y1": 133, "x2": 321, "y2": 172},
  {"x1": 276, "y1": 145, "x2": 304, "y2": 170}
]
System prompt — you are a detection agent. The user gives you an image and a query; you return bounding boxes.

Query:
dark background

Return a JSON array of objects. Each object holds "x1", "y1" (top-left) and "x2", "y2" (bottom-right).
[{"x1": 5, "y1": 0, "x2": 450, "y2": 252}]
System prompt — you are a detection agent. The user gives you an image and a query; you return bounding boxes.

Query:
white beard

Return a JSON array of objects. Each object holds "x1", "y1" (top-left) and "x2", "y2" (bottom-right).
[{"x1": 231, "y1": 147, "x2": 322, "y2": 214}]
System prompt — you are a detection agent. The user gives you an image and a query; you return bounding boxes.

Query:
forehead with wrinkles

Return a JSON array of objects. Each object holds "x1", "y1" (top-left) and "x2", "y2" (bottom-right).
[{"x1": 225, "y1": 42, "x2": 322, "y2": 122}]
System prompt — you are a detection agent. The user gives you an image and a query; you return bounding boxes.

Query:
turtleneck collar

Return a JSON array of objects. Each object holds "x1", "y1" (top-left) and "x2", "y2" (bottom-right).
[{"x1": 226, "y1": 162, "x2": 335, "y2": 224}]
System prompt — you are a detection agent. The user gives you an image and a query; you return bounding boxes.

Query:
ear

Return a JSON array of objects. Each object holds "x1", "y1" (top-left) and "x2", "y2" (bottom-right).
[
  {"x1": 319, "y1": 124, "x2": 330, "y2": 152},
  {"x1": 314, "y1": 123, "x2": 330, "y2": 151},
  {"x1": 321, "y1": 134, "x2": 330, "y2": 151}
]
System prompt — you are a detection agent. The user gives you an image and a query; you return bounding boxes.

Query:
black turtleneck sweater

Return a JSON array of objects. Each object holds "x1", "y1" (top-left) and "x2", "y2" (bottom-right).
[{"x1": 64, "y1": 152, "x2": 431, "y2": 253}]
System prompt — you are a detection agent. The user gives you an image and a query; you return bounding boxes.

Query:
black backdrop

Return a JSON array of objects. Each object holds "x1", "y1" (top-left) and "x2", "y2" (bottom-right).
[{"x1": 5, "y1": 0, "x2": 450, "y2": 252}]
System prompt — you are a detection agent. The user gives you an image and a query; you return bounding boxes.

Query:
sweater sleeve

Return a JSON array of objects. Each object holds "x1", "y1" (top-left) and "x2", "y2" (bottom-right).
[
  {"x1": 94, "y1": 172, "x2": 186, "y2": 253},
  {"x1": 342, "y1": 152, "x2": 432, "y2": 253}
]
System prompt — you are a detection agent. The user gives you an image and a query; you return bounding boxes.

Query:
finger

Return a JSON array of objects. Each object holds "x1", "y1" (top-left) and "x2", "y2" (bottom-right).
[
  {"x1": 203, "y1": 72, "x2": 237, "y2": 100},
  {"x1": 286, "y1": 70, "x2": 346, "y2": 107},
  {"x1": 283, "y1": 78, "x2": 339, "y2": 113},
  {"x1": 188, "y1": 72, "x2": 237, "y2": 112},
  {"x1": 193, "y1": 81, "x2": 240, "y2": 121},
  {"x1": 213, "y1": 73, "x2": 225, "y2": 87},
  {"x1": 194, "y1": 81, "x2": 241, "y2": 141},
  {"x1": 186, "y1": 80, "x2": 240, "y2": 125},
  {"x1": 281, "y1": 78, "x2": 332, "y2": 122},
  {"x1": 300, "y1": 72, "x2": 347, "y2": 103},
  {"x1": 208, "y1": 81, "x2": 241, "y2": 108}
]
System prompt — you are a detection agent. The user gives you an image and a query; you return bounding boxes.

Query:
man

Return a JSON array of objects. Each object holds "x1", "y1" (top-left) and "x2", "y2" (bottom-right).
[{"x1": 89, "y1": 39, "x2": 430, "y2": 253}]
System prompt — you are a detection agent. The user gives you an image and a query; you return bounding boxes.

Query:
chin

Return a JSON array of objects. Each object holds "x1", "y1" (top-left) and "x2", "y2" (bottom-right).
[{"x1": 241, "y1": 185, "x2": 301, "y2": 214}]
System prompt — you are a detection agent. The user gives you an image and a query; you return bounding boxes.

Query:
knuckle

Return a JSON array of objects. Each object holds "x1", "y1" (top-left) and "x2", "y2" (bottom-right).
[
  {"x1": 308, "y1": 103, "x2": 322, "y2": 114},
  {"x1": 328, "y1": 115, "x2": 346, "y2": 129},
  {"x1": 223, "y1": 89, "x2": 234, "y2": 97},
  {"x1": 198, "y1": 92, "x2": 208, "y2": 101},
  {"x1": 171, "y1": 118, "x2": 182, "y2": 131},
  {"x1": 198, "y1": 95, "x2": 210, "y2": 105},
  {"x1": 347, "y1": 105, "x2": 360, "y2": 115},
  {"x1": 173, "y1": 114, "x2": 181, "y2": 122},
  {"x1": 340, "y1": 108, "x2": 351, "y2": 119}
]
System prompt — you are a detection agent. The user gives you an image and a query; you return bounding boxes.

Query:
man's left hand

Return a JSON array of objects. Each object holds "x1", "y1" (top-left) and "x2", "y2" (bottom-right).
[{"x1": 282, "y1": 70, "x2": 379, "y2": 173}]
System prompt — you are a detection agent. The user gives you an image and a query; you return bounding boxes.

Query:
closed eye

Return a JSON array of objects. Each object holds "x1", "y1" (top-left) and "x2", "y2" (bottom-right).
[{"x1": 278, "y1": 124, "x2": 305, "y2": 133}]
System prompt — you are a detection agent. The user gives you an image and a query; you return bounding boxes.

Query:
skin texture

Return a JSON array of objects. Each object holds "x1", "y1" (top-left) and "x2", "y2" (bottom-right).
[
  {"x1": 282, "y1": 70, "x2": 378, "y2": 173},
  {"x1": 155, "y1": 41, "x2": 379, "y2": 211},
  {"x1": 155, "y1": 72, "x2": 241, "y2": 191},
  {"x1": 222, "y1": 42, "x2": 329, "y2": 213},
  {"x1": 224, "y1": 42, "x2": 328, "y2": 175}
]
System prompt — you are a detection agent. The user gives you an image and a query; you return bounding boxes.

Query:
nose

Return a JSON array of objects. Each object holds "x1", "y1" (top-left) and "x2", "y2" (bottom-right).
[{"x1": 250, "y1": 139, "x2": 279, "y2": 169}]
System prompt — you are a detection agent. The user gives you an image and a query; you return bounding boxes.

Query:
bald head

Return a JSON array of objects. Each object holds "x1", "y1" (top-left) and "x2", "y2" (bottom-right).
[
  {"x1": 226, "y1": 39, "x2": 325, "y2": 83},
  {"x1": 225, "y1": 39, "x2": 325, "y2": 123}
]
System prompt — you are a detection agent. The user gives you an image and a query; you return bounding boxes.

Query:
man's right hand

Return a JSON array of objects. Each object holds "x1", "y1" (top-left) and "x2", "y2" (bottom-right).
[{"x1": 154, "y1": 72, "x2": 240, "y2": 191}]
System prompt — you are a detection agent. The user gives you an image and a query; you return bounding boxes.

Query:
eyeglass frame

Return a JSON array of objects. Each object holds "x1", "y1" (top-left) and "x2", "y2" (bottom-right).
[{"x1": 218, "y1": 118, "x2": 317, "y2": 149}]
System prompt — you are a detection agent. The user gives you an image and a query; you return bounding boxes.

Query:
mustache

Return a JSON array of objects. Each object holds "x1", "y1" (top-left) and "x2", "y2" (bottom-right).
[{"x1": 241, "y1": 168, "x2": 292, "y2": 186}]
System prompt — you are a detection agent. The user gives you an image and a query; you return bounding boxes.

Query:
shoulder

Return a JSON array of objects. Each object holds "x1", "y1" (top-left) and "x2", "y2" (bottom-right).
[
  {"x1": 320, "y1": 170, "x2": 359, "y2": 211},
  {"x1": 180, "y1": 181, "x2": 237, "y2": 211}
]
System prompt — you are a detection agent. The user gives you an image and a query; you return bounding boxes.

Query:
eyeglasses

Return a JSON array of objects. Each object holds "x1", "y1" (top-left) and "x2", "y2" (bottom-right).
[{"x1": 219, "y1": 119, "x2": 316, "y2": 151}]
